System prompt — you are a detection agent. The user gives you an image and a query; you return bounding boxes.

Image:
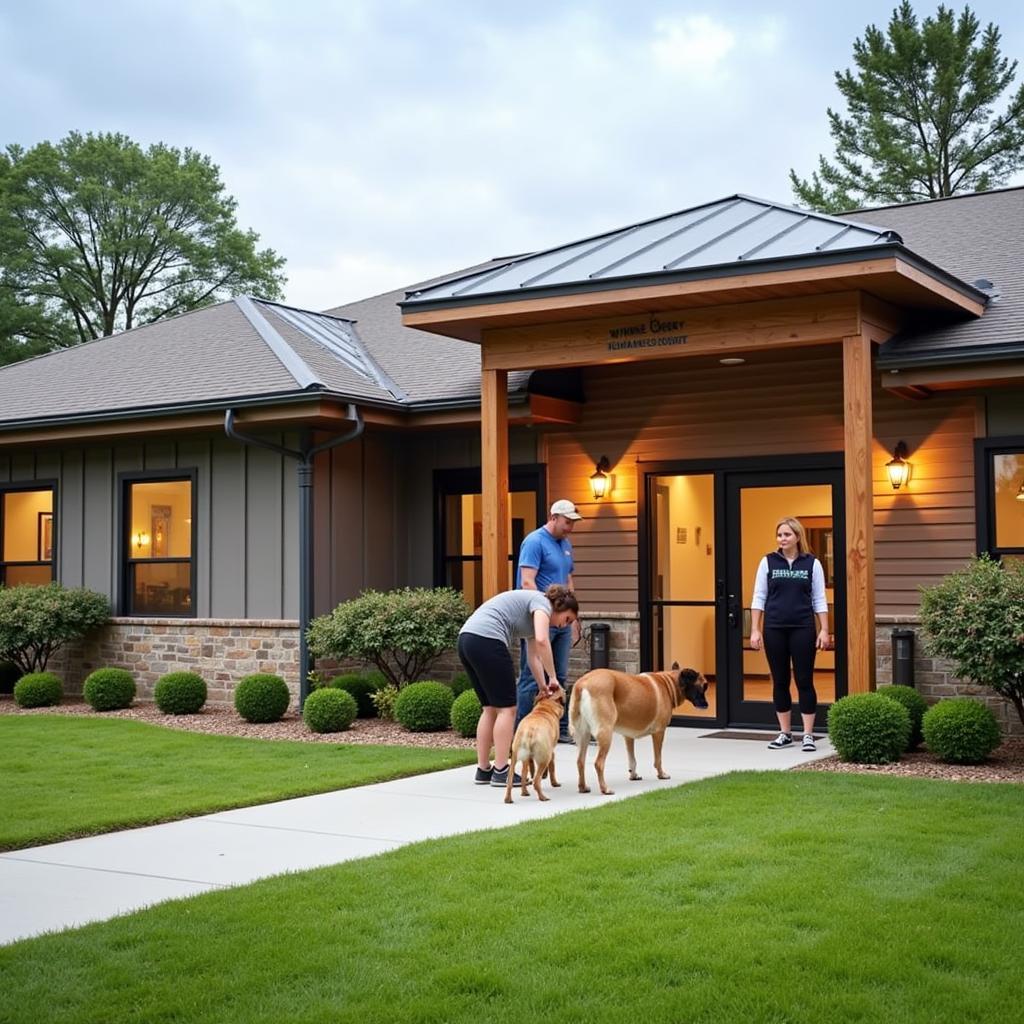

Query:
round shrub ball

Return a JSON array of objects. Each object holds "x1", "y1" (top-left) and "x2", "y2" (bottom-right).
[
  {"x1": 450, "y1": 688, "x2": 482, "y2": 738},
  {"x1": 303, "y1": 687, "x2": 358, "y2": 734},
  {"x1": 394, "y1": 681, "x2": 455, "y2": 732},
  {"x1": 877, "y1": 685, "x2": 928, "y2": 750},
  {"x1": 923, "y1": 698, "x2": 1001, "y2": 765},
  {"x1": 234, "y1": 673, "x2": 290, "y2": 723},
  {"x1": 154, "y1": 671, "x2": 208, "y2": 715},
  {"x1": 449, "y1": 671, "x2": 473, "y2": 697},
  {"x1": 13, "y1": 671, "x2": 63, "y2": 708},
  {"x1": 83, "y1": 668, "x2": 136, "y2": 712},
  {"x1": 329, "y1": 672, "x2": 380, "y2": 718},
  {"x1": 827, "y1": 692, "x2": 910, "y2": 764}
]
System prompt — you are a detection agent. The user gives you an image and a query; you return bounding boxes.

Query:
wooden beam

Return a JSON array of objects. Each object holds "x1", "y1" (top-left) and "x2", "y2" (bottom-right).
[
  {"x1": 843, "y1": 332, "x2": 876, "y2": 695},
  {"x1": 481, "y1": 293, "x2": 861, "y2": 372},
  {"x1": 881, "y1": 360, "x2": 1024, "y2": 392},
  {"x1": 480, "y1": 368, "x2": 509, "y2": 601}
]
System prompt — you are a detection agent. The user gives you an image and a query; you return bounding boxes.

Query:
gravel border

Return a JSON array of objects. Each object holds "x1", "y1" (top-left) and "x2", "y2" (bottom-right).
[
  {"x1": 3, "y1": 697, "x2": 1021, "y2": 778},
  {"x1": 0, "y1": 698, "x2": 476, "y2": 749}
]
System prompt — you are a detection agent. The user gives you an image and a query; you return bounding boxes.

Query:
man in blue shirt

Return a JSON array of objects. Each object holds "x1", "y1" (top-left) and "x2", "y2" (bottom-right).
[{"x1": 515, "y1": 498, "x2": 582, "y2": 740}]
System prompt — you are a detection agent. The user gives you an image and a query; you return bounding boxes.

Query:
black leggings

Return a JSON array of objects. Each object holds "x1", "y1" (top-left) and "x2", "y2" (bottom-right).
[
  {"x1": 763, "y1": 625, "x2": 817, "y2": 715},
  {"x1": 457, "y1": 632, "x2": 516, "y2": 709}
]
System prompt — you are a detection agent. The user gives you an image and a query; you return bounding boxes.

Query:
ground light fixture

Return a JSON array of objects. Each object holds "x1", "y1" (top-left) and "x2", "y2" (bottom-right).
[
  {"x1": 886, "y1": 441, "x2": 911, "y2": 490},
  {"x1": 590, "y1": 456, "x2": 611, "y2": 499}
]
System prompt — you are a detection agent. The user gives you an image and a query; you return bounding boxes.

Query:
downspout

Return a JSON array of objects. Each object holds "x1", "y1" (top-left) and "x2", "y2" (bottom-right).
[{"x1": 224, "y1": 405, "x2": 364, "y2": 708}]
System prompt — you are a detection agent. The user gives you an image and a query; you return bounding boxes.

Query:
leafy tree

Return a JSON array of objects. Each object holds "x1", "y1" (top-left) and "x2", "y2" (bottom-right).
[
  {"x1": 791, "y1": 3, "x2": 1024, "y2": 212},
  {"x1": 0, "y1": 131, "x2": 285, "y2": 363},
  {"x1": 307, "y1": 588, "x2": 470, "y2": 689},
  {"x1": 0, "y1": 582, "x2": 110, "y2": 673},
  {"x1": 920, "y1": 555, "x2": 1024, "y2": 728}
]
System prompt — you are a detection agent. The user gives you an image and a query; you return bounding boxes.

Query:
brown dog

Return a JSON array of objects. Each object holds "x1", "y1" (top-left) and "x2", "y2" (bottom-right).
[
  {"x1": 504, "y1": 685, "x2": 565, "y2": 804},
  {"x1": 569, "y1": 665, "x2": 708, "y2": 795}
]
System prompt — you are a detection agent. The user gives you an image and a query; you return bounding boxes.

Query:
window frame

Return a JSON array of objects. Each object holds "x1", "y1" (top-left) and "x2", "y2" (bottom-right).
[
  {"x1": 975, "y1": 435, "x2": 1024, "y2": 560},
  {"x1": 118, "y1": 469, "x2": 198, "y2": 618},
  {"x1": 0, "y1": 480, "x2": 58, "y2": 586},
  {"x1": 432, "y1": 464, "x2": 547, "y2": 594}
]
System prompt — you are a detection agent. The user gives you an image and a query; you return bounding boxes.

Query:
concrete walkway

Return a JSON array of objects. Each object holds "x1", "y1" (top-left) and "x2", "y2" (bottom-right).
[{"x1": 0, "y1": 727, "x2": 833, "y2": 945}]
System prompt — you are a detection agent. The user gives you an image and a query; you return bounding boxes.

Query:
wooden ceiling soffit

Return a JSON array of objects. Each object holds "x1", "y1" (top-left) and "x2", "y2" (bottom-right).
[
  {"x1": 882, "y1": 359, "x2": 1024, "y2": 396},
  {"x1": 401, "y1": 256, "x2": 985, "y2": 342},
  {"x1": 479, "y1": 292, "x2": 863, "y2": 372}
]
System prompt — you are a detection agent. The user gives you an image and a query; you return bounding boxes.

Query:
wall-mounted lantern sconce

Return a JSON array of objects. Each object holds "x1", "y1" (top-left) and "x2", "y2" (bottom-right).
[
  {"x1": 133, "y1": 531, "x2": 150, "y2": 550},
  {"x1": 1016, "y1": 480, "x2": 1024, "y2": 502},
  {"x1": 886, "y1": 441, "x2": 911, "y2": 491},
  {"x1": 590, "y1": 456, "x2": 611, "y2": 500}
]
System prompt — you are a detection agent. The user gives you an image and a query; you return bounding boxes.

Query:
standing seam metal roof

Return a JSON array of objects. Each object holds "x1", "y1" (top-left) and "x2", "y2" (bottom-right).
[{"x1": 403, "y1": 195, "x2": 903, "y2": 304}]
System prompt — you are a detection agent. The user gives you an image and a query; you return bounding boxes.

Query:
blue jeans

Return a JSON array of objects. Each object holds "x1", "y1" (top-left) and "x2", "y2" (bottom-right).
[{"x1": 515, "y1": 624, "x2": 572, "y2": 735}]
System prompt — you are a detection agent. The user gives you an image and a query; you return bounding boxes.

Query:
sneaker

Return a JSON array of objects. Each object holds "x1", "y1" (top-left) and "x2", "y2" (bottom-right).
[
  {"x1": 474, "y1": 765, "x2": 493, "y2": 785},
  {"x1": 490, "y1": 764, "x2": 522, "y2": 787},
  {"x1": 768, "y1": 732, "x2": 793, "y2": 749},
  {"x1": 558, "y1": 733, "x2": 575, "y2": 745},
  {"x1": 802, "y1": 733, "x2": 817, "y2": 752}
]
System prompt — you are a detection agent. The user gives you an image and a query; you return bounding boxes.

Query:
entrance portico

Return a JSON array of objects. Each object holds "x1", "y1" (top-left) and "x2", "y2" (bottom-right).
[{"x1": 401, "y1": 195, "x2": 988, "y2": 706}]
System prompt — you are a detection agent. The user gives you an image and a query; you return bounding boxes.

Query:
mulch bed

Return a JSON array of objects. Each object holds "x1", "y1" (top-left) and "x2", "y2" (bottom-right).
[
  {"x1": 3, "y1": 697, "x2": 1021, "y2": 780},
  {"x1": 793, "y1": 738, "x2": 1024, "y2": 784},
  {"x1": 0, "y1": 697, "x2": 476, "y2": 749}
]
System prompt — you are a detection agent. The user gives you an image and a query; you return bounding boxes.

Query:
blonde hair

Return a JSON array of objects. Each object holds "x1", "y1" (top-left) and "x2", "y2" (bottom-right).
[
  {"x1": 545, "y1": 584, "x2": 579, "y2": 614},
  {"x1": 776, "y1": 516, "x2": 811, "y2": 555}
]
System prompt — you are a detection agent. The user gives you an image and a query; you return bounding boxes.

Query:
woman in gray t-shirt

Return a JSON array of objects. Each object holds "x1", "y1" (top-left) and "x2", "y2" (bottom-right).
[{"x1": 458, "y1": 584, "x2": 579, "y2": 789}]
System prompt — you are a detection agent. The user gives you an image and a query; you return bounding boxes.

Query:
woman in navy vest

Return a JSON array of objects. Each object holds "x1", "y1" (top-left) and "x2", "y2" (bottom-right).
[{"x1": 748, "y1": 516, "x2": 830, "y2": 752}]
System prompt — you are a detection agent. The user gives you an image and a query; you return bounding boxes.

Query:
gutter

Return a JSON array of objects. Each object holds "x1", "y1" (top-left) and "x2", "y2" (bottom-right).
[{"x1": 878, "y1": 340, "x2": 1024, "y2": 370}]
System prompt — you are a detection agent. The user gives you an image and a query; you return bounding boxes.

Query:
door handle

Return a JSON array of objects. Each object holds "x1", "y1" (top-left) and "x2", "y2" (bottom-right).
[{"x1": 727, "y1": 594, "x2": 740, "y2": 628}]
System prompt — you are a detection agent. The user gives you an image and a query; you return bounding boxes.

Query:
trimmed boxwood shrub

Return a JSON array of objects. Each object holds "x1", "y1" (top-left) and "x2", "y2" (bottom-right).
[
  {"x1": 877, "y1": 685, "x2": 928, "y2": 750},
  {"x1": 923, "y1": 698, "x2": 1001, "y2": 765},
  {"x1": 0, "y1": 660, "x2": 22, "y2": 695},
  {"x1": 450, "y1": 689, "x2": 482, "y2": 737},
  {"x1": 13, "y1": 671, "x2": 63, "y2": 708},
  {"x1": 83, "y1": 668, "x2": 136, "y2": 711},
  {"x1": 234, "y1": 673, "x2": 290, "y2": 723},
  {"x1": 303, "y1": 687, "x2": 358, "y2": 734},
  {"x1": 449, "y1": 671, "x2": 473, "y2": 697},
  {"x1": 329, "y1": 672, "x2": 380, "y2": 718},
  {"x1": 394, "y1": 681, "x2": 454, "y2": 732},
  {"x1": 154, "y1": 671, "x2": 208, "y2": 715},
  {"x1": 827, "y1": 692, "x2": 910, "y2": 764}
]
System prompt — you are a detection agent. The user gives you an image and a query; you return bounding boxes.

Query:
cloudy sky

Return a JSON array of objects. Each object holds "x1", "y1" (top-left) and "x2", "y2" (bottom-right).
[{"x1": 3, "y1": 1, "x2": 1024, "y2": 310}]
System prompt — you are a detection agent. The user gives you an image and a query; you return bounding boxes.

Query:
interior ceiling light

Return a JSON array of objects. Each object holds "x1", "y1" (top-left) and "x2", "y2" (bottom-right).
[{"x1": 719, "y1": 357, "x2": 746, "y2": 365}]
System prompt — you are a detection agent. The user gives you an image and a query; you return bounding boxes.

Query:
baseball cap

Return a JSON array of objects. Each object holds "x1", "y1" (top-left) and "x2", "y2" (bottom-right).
[{"x1": 550, "y1": 499, "x2": 583, "y2": 520}]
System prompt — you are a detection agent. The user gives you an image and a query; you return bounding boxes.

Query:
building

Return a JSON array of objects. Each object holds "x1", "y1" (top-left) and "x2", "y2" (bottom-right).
[{"x1": 1, "y1": 189, "x2": 1022, "y2": 730}]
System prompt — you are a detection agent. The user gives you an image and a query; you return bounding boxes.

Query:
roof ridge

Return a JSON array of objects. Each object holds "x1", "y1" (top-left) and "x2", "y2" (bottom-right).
[
  {"x1": 233, "y1": 296, "x2": 324, "y2": 391},
  {"x1": 848, "y1": 184, "x2": 1024, "y2": 215}
]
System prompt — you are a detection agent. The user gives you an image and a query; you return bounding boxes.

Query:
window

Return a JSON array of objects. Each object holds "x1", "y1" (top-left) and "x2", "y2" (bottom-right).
[
  {"x1": 434, "y1": 466, "x2": 545, "y2": 608},
  {"x1": 976, "y1": 438, "x2": 1024, "y2": 565},
  {"x1": 122, "y1": 474, "x2": 196, "y2": 616},
  {"x1": 0, "y1": 485, "x2": 55, "y2": 586}
]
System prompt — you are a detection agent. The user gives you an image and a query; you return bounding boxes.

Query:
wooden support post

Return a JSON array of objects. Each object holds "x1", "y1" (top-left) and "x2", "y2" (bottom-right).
[
  {"x1": 842, "y1": 332, "x2": 876, "y2": 694},
  {"x1": 481, "y1": 368, "x2": 509, "y2": 601}
]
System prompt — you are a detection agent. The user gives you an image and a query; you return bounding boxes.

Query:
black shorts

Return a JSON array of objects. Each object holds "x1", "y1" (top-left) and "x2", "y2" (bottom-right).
[{"x1": 457, "y1": 632, "x2": 516, "y2": 709}]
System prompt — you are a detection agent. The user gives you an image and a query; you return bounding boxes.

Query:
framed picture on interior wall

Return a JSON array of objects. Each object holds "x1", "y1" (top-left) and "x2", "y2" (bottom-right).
[
  {"x1": 37, "y1": 512, "x2": 53, "y2": 561},
  {"x1": 151, "y1": 505, "x2": 172, "y2": 558},
  {"x1": 800, "y1": 515, "x2": 835, "y2": 588}
]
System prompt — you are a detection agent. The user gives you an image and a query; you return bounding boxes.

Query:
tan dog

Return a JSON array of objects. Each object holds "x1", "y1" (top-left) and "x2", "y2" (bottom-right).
[
  {"x1": 569, "y1": 665, "x2": 708, "y2": 795},
  {"x1": 504, "y1": 685, "x2": 565, "y2": 804}
]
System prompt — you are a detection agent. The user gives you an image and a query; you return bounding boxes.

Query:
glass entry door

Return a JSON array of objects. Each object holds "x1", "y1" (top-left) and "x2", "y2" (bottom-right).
[
  {"x1": 724, "y1": 470, "x2": 845, "y2": 728},
  {"x1": 642, "y1": 461, "x2": 846, "y2": 728}
]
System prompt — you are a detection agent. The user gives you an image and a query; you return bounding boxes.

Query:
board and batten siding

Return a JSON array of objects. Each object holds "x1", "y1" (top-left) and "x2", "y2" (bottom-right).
[{"x1": 538, "y1": 344, "x2": 978, "y2": 616}]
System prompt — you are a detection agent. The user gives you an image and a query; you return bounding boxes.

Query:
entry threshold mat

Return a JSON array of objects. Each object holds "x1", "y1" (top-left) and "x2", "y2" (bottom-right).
[{"x1": 700, "y1": 730, "x2": 786, "y2": 741}]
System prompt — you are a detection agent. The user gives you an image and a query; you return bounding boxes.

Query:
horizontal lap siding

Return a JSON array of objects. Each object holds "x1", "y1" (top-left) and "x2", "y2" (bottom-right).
[{"x1": 540, "y1": 345, "x2": 977, "y2": 615}]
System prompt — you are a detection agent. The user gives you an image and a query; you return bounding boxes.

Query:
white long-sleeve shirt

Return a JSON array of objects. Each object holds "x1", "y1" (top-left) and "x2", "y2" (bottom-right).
[{"x1": 750, "y1": 555, "x2": 828, "y2": 614}]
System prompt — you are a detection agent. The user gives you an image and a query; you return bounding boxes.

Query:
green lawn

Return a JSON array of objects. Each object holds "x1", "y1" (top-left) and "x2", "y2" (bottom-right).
[
  {"x1": 0, "y1": 715, "x2": 474, "y2": 850},
  {"x1": 1, "y1": 772, "x2": 1022, "y2": 1023}
]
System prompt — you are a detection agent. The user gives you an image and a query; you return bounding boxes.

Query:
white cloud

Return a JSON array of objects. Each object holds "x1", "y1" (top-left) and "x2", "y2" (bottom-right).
[{"x1": 650, "y1": 15, "x2": 736, "y2": 76}]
